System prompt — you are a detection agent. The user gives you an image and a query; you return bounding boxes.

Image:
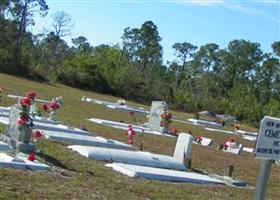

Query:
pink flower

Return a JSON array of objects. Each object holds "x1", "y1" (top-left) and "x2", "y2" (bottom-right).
[
  {"x1": 41, "y1": 103, "x2": 49, "y2": 112},
  {"x1": 20, "y1": 97, "x2": 31, "y2": 107},
  {"x1": 32, "y1": 130, "x2": 43, "y2": 140},
  {"x1": 16, "y1": 115, "x2": 28, "y2": 125},
  {"x1": 50, "y1": 101, "x2": 60, "y2": 109},
  {"x1": 25, "y1": 91, "x2": 37, "y2": 99}
]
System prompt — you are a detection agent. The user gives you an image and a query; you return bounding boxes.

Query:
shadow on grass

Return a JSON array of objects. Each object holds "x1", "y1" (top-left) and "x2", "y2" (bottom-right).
[
  {"x1": 38, "y1": 152, "x2": 69, "y2": 170},
  {"x1": 189, "y1": 167, "x2": 206, "y2": 174}
]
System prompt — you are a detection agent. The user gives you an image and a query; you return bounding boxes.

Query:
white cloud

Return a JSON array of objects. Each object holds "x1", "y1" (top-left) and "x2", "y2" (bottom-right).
[{"x1": 183, "y1": 0, "x2": 224, "y2": 6}]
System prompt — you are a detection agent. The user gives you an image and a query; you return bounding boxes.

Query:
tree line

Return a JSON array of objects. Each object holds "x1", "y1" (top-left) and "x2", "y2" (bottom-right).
[{"x1": 1, "y1": 0, "x2": 280, "y2": 126}]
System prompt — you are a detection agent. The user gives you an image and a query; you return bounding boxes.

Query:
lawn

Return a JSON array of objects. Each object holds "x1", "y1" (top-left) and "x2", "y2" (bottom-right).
[{"x1": 0, "y1": 73, "x2": 279, "y2": 200}]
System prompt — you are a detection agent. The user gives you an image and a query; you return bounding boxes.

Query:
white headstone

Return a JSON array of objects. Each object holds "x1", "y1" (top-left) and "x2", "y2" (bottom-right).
[
  {"x1": 7, "y1": 105, "x2": 35, "y2": 153},
  {"x1": 255, "y1": 116, "x2": 280, "y2": 160},
  {"x1": 147, "y1": 101, "x2": 168, "y2": 133},
  {"x1": 173, "y1": 133, "x2": 193, "y2": 164}
]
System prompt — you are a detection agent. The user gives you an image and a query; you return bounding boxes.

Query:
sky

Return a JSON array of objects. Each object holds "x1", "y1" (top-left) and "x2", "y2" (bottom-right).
[{"x1": 32, "y1": 0, "x2": 280, "y2": 64}]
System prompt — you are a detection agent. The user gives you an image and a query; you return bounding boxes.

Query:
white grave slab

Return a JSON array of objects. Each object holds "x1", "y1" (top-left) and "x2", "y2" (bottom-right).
[
  {"x1": 88, "y1": 118, "x2": 175, "y2": 138},
  {"x1": 0, "y1": 111, "x2": 63, "y2": 126},
  {"x1": 34, "y1": 122, "x2": 90, "y2": 136},
  {"x1": 236, "y1": 130, "x2": 258, "y2": 137},
  {"x1": 69, "y1": 133, "x2": 192, "y2": 171},
  {"x1": 43, "y1": 131, "x2": 133, "y2": 150},
  {"x1": 7, "y1": 94, "x2": 50, "y2": 104},
  {"x1": 0, "y1": 153, "x2": 49, "y2": 171},
  {"x1": 0, "y1": 114, "x2": 91, "y2": 136},
  {"x1": 188, "y1": 119, "x2": 222, "y2": 127},
  {"x1": 81, "y1": 96, "x2": 149, "y2": 114},
  {"x1": 223, "y1": 143, "x2": 243, "y2": 155},
  {"x1": 69, "y1": 145, "x2": 187, "y2": 170},
  {"x1": 0, "y1": 141, "x2": 12, "y2": 152},
  {"x1": 205, "y1": 127, "x2": 234, "y2": 134},
  {"x1": 106, "y1": 163, "x2": 223, "y2": 185},
  {"x1": 172, "y1": 118, "x2": 204, "y2": 126},
  {"x1": 205, "y1": 127, "x2": 255, "y2": 141},
  {"x1": 106, "y1": 104, "x2": 149, "y2": 114},
  {"x1": 193, "y1": 136, "x2": 212, "y2": 146},
  {"x1": 243, "y1": 147, "x2": 255, "y2": 153}
]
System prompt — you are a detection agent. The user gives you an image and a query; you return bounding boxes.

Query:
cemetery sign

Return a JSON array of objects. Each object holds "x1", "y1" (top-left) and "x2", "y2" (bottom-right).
[{"x1": 255, "y1": 116, "x2": 280, "y2": 160}]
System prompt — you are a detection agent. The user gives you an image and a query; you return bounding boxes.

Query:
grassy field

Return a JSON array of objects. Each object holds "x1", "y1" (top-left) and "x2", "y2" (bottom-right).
[{"x1": 0, "y1": 73, "x2": 279, "y2": 200}]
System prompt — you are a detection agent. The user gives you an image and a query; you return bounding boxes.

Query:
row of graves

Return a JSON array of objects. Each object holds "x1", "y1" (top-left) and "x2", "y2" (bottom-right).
[
  {"x1": 1, "y1": 91, "x2": 279, "y2": 198},
  {"x1": 82, "y1": 96, "x2": 256, "y2": 154}
]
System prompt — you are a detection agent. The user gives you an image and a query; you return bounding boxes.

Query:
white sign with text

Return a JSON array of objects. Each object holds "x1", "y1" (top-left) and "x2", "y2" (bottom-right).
[{"x1": 255, "y1": 116, "x2": 280, "y2": 160}]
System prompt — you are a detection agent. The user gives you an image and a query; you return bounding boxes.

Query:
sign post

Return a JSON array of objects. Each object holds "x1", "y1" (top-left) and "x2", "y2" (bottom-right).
[{"x1": 254, "y1": 116, "x2": 280, "y2": 200}]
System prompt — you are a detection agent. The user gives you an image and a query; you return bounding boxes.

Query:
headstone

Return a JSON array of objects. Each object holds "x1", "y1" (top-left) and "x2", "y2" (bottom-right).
[
  {"x1": 7, "y1": 105, "x2": 35, "y2": 153},
  {"x1": 146, "y1": 101, "x2": 169, "y2": 133},
  {"x1": 173, "y1": 133, "x2": 193, "y2": 165}
]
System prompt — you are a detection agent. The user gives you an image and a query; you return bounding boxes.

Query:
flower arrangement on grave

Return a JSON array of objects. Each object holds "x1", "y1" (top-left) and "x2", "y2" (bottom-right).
[
  {"x1": 16, "y1": 96, "x2": 34, "y2": 129},
  {"x1": 15, "y1": 91, "x2": 37, "y2": 144},
  {"x1": 170, "y1": 127, "x2": 178, "y2": 135},
  {"x1": 25, "y1": 91, "x2": 37, "y2": 103},
  {"x1": 26, "y1": 91, "x2": 42, "y2": 116},
  {"x1": 32, "y1": 129, "x2": 43, "y2": 142},
  {"x1": 27, "y1": 152, "x2": 36, "y2": 161},
  {"x1": 41, "y1": 96, "x2": 63, "y2": 120},
  {"x1": 160, "y1": 111, "x2": 172, "y2": 127}
]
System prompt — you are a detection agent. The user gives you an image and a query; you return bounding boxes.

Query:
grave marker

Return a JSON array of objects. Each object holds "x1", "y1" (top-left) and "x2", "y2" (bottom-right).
[
  {"x1": 146, "y1": 101, "x2": 169, "y2": 133},
  {"x1": 254, "y1": 116, "x2": 280, "y2": 200},
  {"x1": 7, "y1": 105, "x2": 35, "y2": 153}
]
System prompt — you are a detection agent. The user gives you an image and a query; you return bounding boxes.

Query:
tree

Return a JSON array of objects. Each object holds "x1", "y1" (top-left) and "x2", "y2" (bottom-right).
[
  {"x1": 11, "y1": 0, "x2": 48, "y2": 71},
  {"x1": 222, "y1": 39, "x2": 263, "y2": 92},
  {"x1": 52, "y1": 11, "x2": 73, "y2": 38},
  {"x1": 272, "y1": 41, "x2": 280, "y2": 57},
  {"x1": 72, "y1": 36, "x2": 92, "y2": 54},
  {"x1": 121, "y1": 21, "x2": 163, "y2": 73},
  {"x1": 172, "y1": 42, "x2": 197, "y2": 73}
]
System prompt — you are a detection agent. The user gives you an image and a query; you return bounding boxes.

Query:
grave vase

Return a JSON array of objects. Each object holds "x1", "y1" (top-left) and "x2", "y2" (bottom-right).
[
  {"x1": 49, "y1": 110, "x2": 56, "y2": 120},
  {"x1": 18, "y1": 125, "x2": 32, "y2": 144}
]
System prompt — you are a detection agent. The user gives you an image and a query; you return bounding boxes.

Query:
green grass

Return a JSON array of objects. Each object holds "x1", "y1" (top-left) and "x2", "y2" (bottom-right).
[{"x1": 0, "y1": 73, "x2": 279, "y2": 200}]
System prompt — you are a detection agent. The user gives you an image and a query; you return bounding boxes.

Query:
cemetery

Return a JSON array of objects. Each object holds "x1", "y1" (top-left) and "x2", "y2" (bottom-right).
[{"x1": 0, "y1": 73, "x2": 279, "y2": 200}]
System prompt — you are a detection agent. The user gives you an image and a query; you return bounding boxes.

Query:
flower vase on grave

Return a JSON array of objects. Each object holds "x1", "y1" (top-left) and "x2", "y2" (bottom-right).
[
  {"x1": 49, "y1": 110, "x2": 56, "y2": 120},
  {"x1": 17, "y1": 125, "x2": 32, "y2": 144}
]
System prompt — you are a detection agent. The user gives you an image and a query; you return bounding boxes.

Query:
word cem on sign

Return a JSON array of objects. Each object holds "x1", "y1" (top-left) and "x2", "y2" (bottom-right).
[{"x1": 255, "y1": 116, "x2": 280, "y2": 160}]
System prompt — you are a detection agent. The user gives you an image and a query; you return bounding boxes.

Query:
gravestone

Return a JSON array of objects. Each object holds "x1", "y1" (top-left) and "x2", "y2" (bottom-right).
[
  {"x1": 7, "y1": 105, "x2": 35, "y2": 153},
  {"x1": 146, "y1": 101, "x2": 169, "y2": 133}
]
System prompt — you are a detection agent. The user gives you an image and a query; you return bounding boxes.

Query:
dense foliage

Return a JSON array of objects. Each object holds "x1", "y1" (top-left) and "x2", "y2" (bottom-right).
[{"x1": 1, "y1": 1, "x2": 279, "y2": 126}]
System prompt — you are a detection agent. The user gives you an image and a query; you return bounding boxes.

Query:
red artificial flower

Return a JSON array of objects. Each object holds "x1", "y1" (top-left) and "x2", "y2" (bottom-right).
[
  {"x1": 170, "y1": 127, "x2": 178, "y2": 135},
  {"x1": 25, "y1": 91, "x2": 37, "y2": 99},
  {"x1": 20, "y1": 97, "x2": 31, "y2": 107},
  {"x1": 197, "y1": 136, "x2": 203, "y2": 142},
  {"x1": 16, "y1": 115, "x2": 28, "y2": 125},
  {"x1": 166, "y1": 112, "x2": 172, "y2": 119},
  {"x1": 27, "y1": 152, "x2": 36, "y2": 161},
  {"x1": 50, "y1": 101, "x2": 60, "y2": 109},
  {"x1": 32, "y1": 130, "x2": 43, "y2": 140},
  {"x1": 41, "y1": 103, "x2": 49, "y2": 112}
]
